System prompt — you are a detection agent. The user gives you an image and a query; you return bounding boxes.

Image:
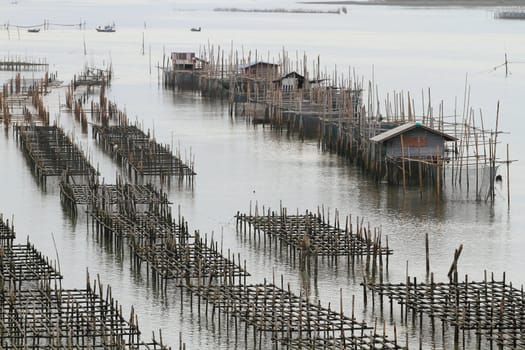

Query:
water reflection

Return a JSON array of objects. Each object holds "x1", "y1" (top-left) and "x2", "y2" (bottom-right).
[{"x1": 0, "y1": 2, "x2": 523, "y2": 348}]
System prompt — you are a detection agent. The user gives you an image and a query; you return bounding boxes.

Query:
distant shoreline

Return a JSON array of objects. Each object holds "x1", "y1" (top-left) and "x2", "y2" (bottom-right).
[
  {"x1": 298, "y1": 0, "x2": 525, "y2": 7},
  {"x1": 214, "y1": 7, "x2": 343, "y2": 14}
]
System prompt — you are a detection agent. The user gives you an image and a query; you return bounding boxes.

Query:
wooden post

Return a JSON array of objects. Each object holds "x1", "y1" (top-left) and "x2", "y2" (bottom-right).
[
  {"x1": 436, "y1": 146, "x2": 441, "y2": 202},
  {"x1": 475, "y1": 132, "x2": 479, "y2": 201},
  {"x1": 492, "y1": 101, "x2": 500, "y2": 202},
  {"x1": 418, "y1": 160, "x2": 423, "y2": 198},
  {"x1": 507, "y1": 144, "x2": 510, "y2": 208},
  {"x1": 447, "y1": 244, "x2": 463, "y2": 281},
  {"x1": 505, "y1": 53, "x2": 508, "y2": 78},
  {"x1": 401, "y1": 135, "x2": 406, "y2": 193},
  {"x1": 425, "y1": 233, "x2": 430, "y2": 277}
]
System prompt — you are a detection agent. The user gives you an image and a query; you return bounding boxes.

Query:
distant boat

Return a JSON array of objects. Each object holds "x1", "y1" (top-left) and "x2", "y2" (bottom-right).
[
  {"x1": 27, "y1": 28, "x2": 40, "y2": 33},
  {"x1": 495, "y1": 9, "x2": 525, "y2": 20},
  {"x1": 190, "y1": 27, "x2": 201, "y2": 32},
  {"x1": 96, "y1": 24, "x2": 115, "y2": 33}
]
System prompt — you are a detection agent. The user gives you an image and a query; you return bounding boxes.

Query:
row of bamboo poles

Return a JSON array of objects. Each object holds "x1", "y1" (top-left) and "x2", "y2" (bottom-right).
[
  {"x1": 3, "y1": 61, "x2": 401, "y2": 348},
  {"x1": 61, "y1": 173, "x2": 404, "y2": 349},
  {"x1": 364, "y1": 271, "x2": 525, "y2": 349},
  {"x1": 0, "y1": 213, "x2": 178, "y2": 349},
  {"x1": 15, "y1": 124, "x2": 96, "y2": 185},
  {"x1": 235, "y1": 202, "x2": 391, "y2": 279},
  {"x1": 163, "y1": 44, "x2": 511, "y2": 203},
  {"x1": 64, "y1": 66, "x2": 196, "y2": 183},
  {"x1": 0, "y1": 72, "x2": 56, "y2": 127},
  {"x1": 0, "y1": 56, "x2": 49, "y2": 71}
]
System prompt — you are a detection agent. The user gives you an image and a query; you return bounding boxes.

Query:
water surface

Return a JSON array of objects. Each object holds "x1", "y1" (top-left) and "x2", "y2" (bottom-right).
[{"x1": 1, "y1": 1, "x2": 524, "y2": 348}]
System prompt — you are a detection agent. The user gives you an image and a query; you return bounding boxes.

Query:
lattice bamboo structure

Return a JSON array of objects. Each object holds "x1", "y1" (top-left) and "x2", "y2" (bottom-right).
[
  {"x1": 0, "y1": 214, "x2": 15, "y2": 248},
  {"x1": 70, "y1": 176, "x2": 402, "y2": 349},
  {"x1": 60, "y1": 173, "x2": 171, "y2": 215},
  {"x1": 236, "y1": 204, "x2": 391, "y2": 274},
  {"x1": 0, "y1": 57, "x2": 48, "y2": 71},
  {"x1": 0, "y1": 242, "x2": 62, "y2": 290},
  {"x1": 72, "y1": 66, "x2": 112, "y2": 90},
  {"x1": 77, "y1": 177, "x2": 176, "y2": 242},
  {"x1": 0, "y1": 213, "x2": 175, "y2": 349},
  {"x1": 79, "y1": 175, "x2": 188, "y2": 252},
  {"x1": 61, "y1": 182, "x2": 167, "y2": 206},
  {"x1": 129, "y1": 232, "x2": 249, "y2": 287},
  {"x1": 0, "y1": 73, "x2": 57, "y2": 126},
  {"x1": 90, "y1": 204, "x2": 249, "y2": 289},
  {"x1": 188, "y1": 282, "x2": 403, "y2": 349},
  {"x1": 16, "y1": 125, "x2": 96, "y2": 182},
  {"x1": 0, "y1": 276, "x2": 172, "y2": 349},
  {"x1": 364, "y1": 272, "x2": 525, "y2": 349},
  {"x1": 90, "y1": 209, "x2": 186, "y2": 242},
  {"x1": 78, "y1": 176, "x2": 246, "y2": 290},
  {"x1": 0, "y1": 215, "x2": 61, "y2": 291},
  {"x1": 92, "y1": 124, "x2": 195, "y2": 178},
  {"x1": 65, "y1": 66, "x2": 112, "y2": 133}
]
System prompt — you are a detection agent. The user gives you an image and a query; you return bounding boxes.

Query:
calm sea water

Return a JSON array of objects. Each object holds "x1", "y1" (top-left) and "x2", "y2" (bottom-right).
[{"x1": 1, "y1": 1, "x2": 525, "y2": 348}]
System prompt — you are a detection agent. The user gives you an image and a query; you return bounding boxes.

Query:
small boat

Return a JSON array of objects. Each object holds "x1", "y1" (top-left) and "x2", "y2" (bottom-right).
[
  {"x1": 27, "y1": 28, "x2": 40, "y2": 33},
  {"x1": 495, "y1": 10, "x2": 525, "y2": 20},
  {"x1": 190, "y1": 27, "x2": 201, "y2": 32},
  {"x1": 96, "y1": 24, "x2": 116, "y2": 33}
]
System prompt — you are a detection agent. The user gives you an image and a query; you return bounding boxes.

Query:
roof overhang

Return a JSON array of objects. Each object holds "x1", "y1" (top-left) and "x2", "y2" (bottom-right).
[{"x1": 370, "y1": 122, "x2": 457, "y2": 143}]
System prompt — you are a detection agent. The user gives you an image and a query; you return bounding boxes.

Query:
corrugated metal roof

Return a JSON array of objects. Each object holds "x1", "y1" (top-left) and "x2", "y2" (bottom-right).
[
  {"x1": 370, "y1": 122, "x2": 457, "y2": 143},
  {"x1": 240, "y1": 61, "x2": 280, "y2": 69}
]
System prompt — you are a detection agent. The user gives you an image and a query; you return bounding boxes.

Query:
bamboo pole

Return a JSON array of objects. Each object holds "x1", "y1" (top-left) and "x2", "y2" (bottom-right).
[
  {"x1": 401, "y1": 135, "x2": 406, "y2": 193},
  {"x1": 507, "y1": 144, "x2": 510, "y2": 208}
]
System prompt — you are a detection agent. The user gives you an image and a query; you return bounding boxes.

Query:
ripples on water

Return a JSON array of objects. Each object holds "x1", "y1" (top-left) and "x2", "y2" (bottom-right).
[{"x1": 0, "y1": 0, "x2": 524, "y2": 348}]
